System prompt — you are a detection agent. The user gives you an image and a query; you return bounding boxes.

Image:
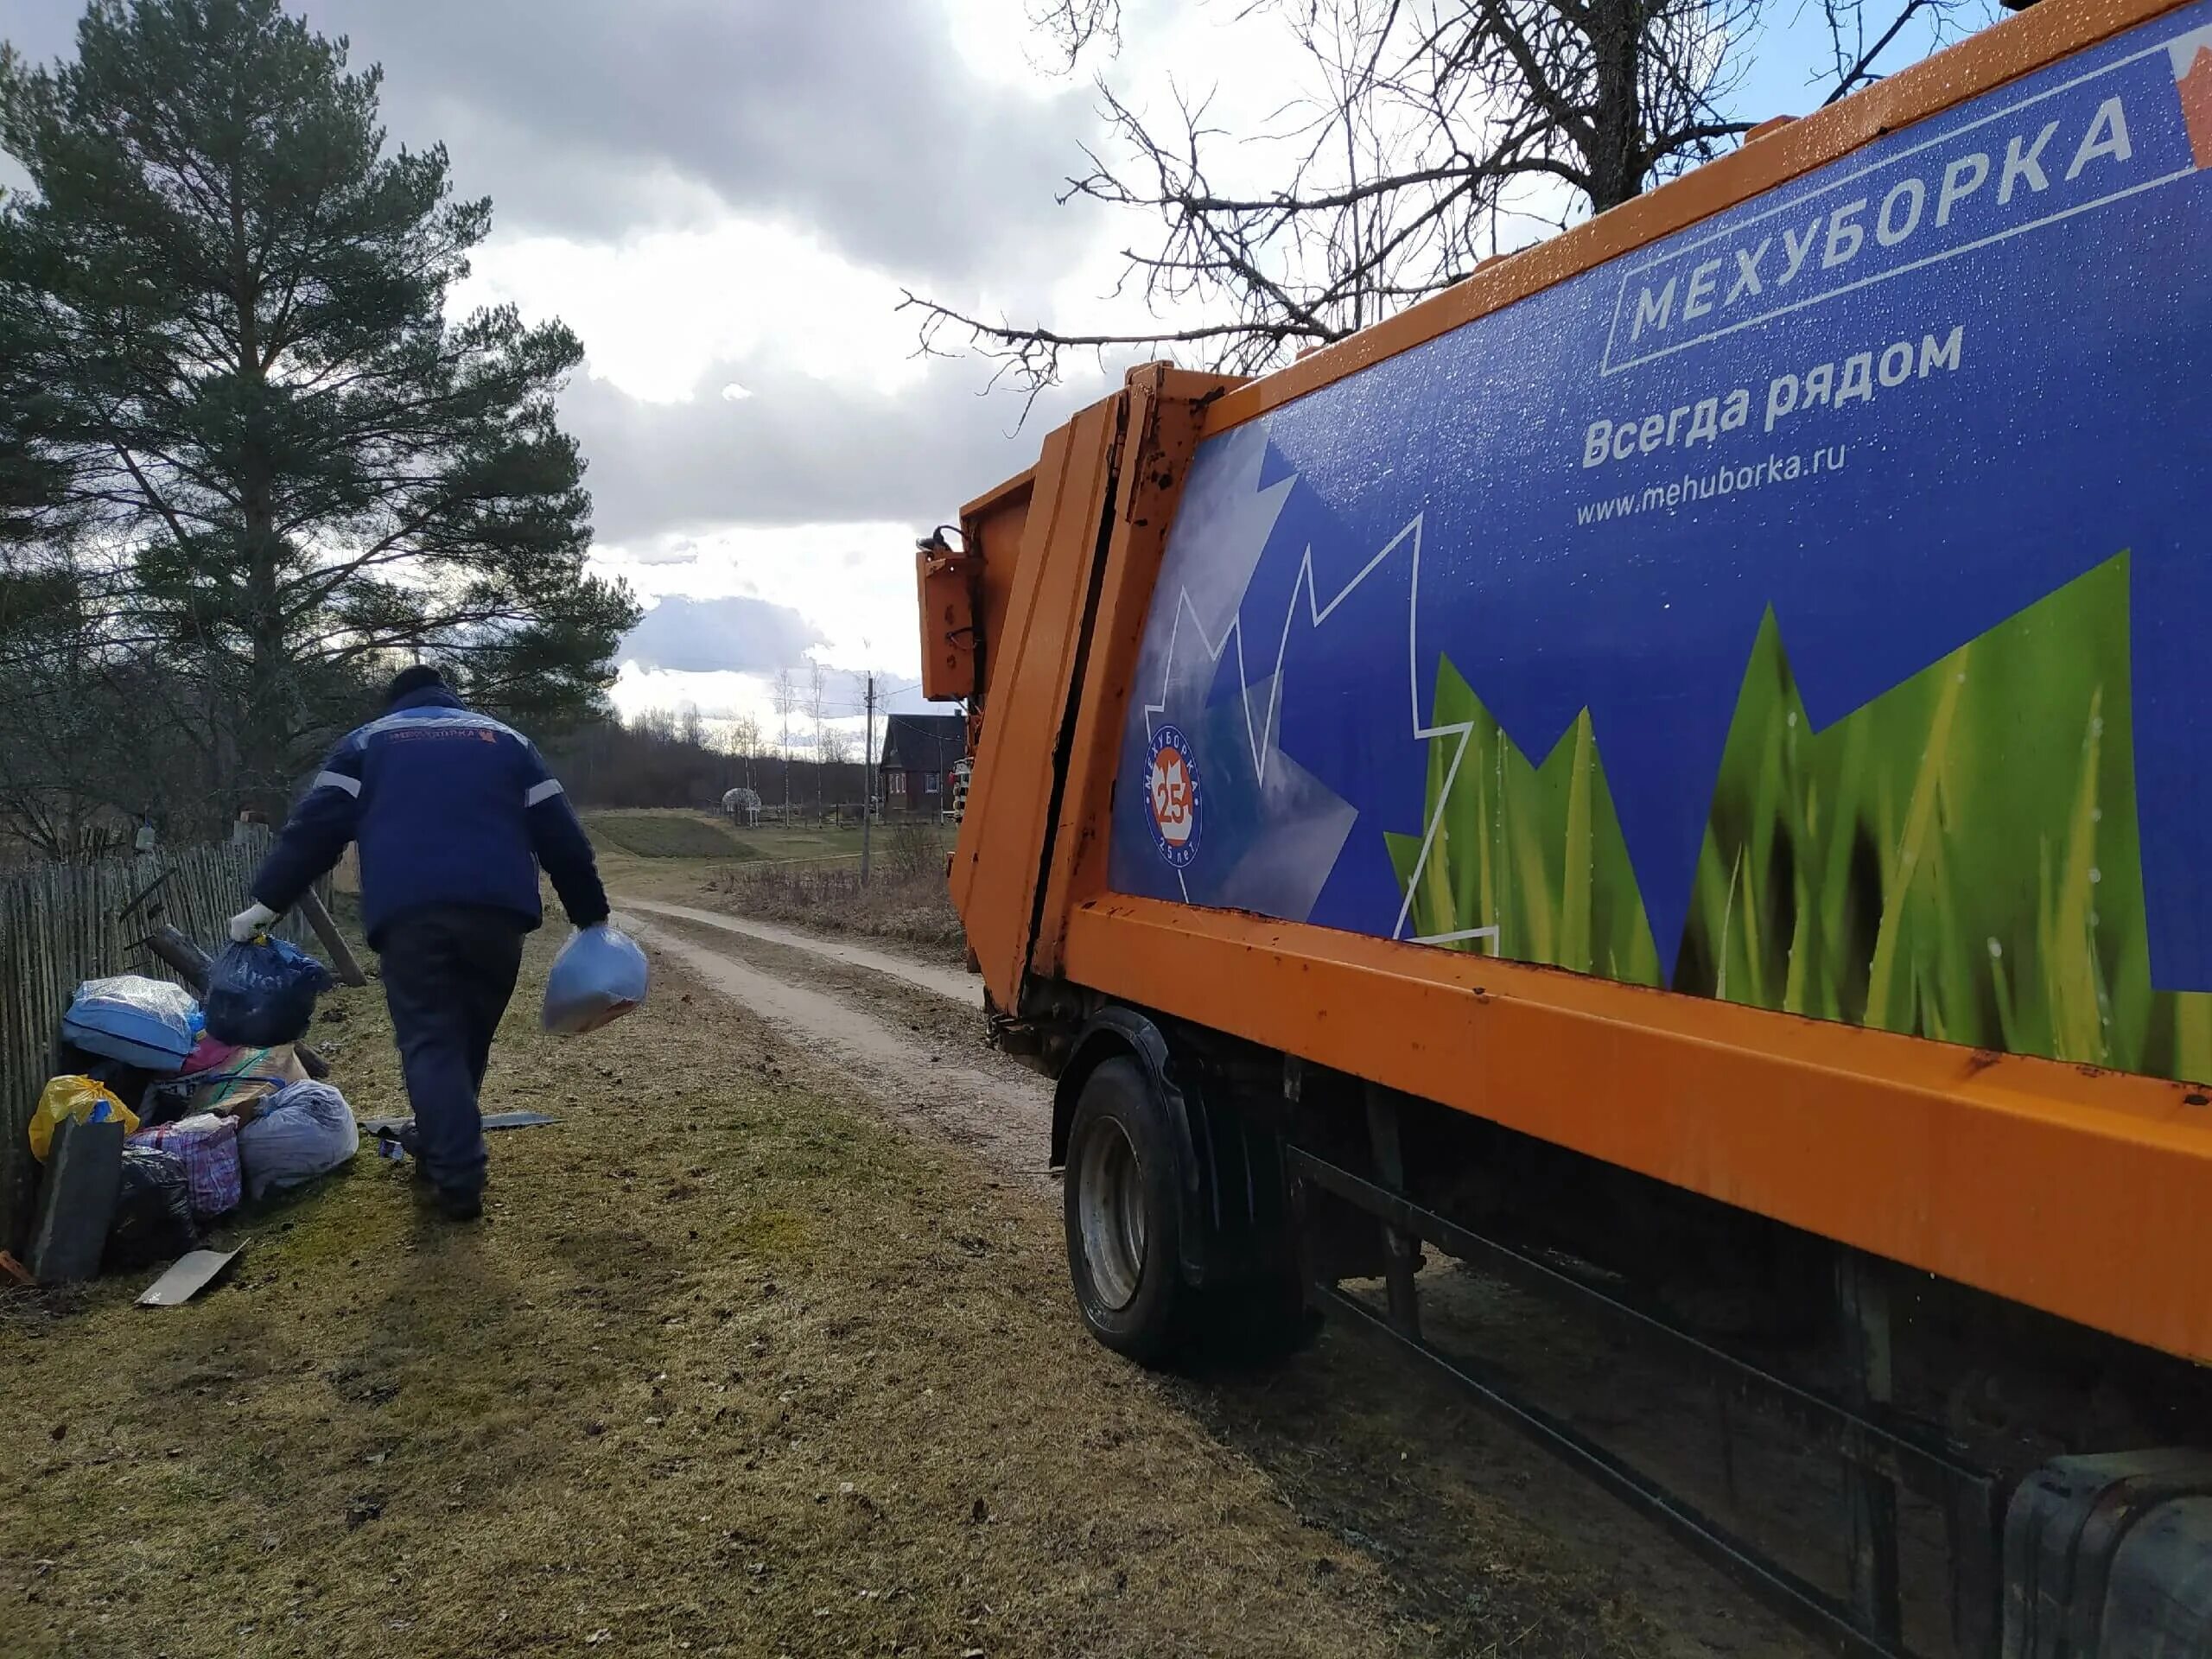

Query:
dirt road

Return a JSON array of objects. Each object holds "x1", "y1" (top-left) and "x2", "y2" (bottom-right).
[
  {"x1": 625, "y1": 912, "x2": 1047, "y2": 1190},
  {"x1": 620, "y1": 899, "x2": 1822, "y2": 1659},
  {"x1": 624, "y1": 899, "x2": 982, "y2": 1006}
]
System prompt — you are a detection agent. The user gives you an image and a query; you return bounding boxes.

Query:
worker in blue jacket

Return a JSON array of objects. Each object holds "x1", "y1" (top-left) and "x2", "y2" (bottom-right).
[{"x1": 232, "y1": 664, "x2": 610, "y2": 1219}]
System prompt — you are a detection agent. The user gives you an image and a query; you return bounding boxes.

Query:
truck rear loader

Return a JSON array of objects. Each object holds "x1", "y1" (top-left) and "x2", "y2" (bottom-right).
[{"x1": 916, "y1": 0, "x2": 2212, "y2": 1650}]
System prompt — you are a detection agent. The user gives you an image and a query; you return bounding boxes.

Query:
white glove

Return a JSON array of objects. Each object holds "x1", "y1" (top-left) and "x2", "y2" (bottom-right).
[{"x1": 229, "y1": 901, "x2": 279, "y2": 943}]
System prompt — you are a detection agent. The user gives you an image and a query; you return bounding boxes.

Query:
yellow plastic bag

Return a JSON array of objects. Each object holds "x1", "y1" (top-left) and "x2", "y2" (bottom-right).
[{"x1": 28, "y1": 1076, "x2": 137, "y2": 1163}]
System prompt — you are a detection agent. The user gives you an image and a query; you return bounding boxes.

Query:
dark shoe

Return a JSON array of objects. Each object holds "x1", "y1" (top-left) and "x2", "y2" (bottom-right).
[
  {"x1": 429, "y1": 1185, "x2": 482, "y2": 1223},
  {"x1": 389, "y1": 1123, "x2": 487, "y2": 1202},
  {"x1": 407, "y1": 1167, "x2": 482, "y2": 1221}
]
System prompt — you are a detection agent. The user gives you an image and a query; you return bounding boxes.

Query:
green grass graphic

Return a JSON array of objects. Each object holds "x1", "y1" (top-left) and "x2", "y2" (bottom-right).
[
  {"x1": 1389, "y1": 552, "x2": 2212, "y2": 1082},
  {"x1": 1383, "y1": 671, "x2": 1661, "y2": 988}
]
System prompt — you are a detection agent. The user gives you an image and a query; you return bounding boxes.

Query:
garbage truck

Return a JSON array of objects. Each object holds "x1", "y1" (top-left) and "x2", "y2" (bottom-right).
[{"x1": 916, "y1": 0, "x2": 2212, "y2": 1650}]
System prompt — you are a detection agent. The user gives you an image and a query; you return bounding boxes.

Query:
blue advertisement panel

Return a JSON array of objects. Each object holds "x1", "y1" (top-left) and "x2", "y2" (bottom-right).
[{"x1": 1110, "y1": 4, "x2": 2212, "y2": 1079}]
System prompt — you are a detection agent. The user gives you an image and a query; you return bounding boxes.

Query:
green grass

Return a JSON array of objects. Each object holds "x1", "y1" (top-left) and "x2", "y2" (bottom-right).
[
  {"x1": 585, "y1": 810, "x2": 928, "y2": 867},
  {"x1": 1391, "y1": 553, "x2": 2212, "y2": 1082},
  {"x1": 582, "y1": 810, "x2": 756, "y2": 859},
  {"x1": 728, "y1": 823, "x2": 871, "y2": 857}
]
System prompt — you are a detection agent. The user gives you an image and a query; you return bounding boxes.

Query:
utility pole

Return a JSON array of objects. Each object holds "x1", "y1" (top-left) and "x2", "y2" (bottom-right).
[{"x1": 861, "y1": 672, "x2": 875, "y2": 886}]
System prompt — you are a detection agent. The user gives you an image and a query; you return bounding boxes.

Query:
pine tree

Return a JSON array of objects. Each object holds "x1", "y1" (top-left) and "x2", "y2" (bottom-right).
[
  {"x1": 0, "y1": 214, "x2": 73, "y2": 552},
  {"x1": 0, "y1": 0, "x2": 638, "y2": 808}
]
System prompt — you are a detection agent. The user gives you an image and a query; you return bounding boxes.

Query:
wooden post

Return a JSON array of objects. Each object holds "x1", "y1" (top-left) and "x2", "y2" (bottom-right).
[{"x1": 294, "y1": 889, "x2": 365, "y2": 987}]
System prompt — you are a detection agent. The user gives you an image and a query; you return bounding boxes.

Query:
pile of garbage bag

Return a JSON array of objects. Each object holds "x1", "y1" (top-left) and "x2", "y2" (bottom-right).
[{"x1": 18, "y1": 940, "x2": 358, "y2": 1287}]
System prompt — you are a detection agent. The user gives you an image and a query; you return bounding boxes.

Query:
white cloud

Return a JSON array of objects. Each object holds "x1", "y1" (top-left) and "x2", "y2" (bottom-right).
[
  {"x1": 620, "y1": 594, "x2": 824, "y2": 676},
  {"x1": 397, "y1": 0, "x2": 1322, "y2": 724},
  {"x1": 936, "y1": 0, "x2": 1071, "y2": 88},
  {"x1": 561, "y1": 349, "x2": 1109, "y2": 545},
  {"x1": 605, "y1": 663, "x2": 955, "y2": 757},
  {"x1": 454, "y1": 220, "x2": 931, "y2": 405},
  {"x1": 299, "y1": 0, "x2": 1099, "y2": 281},
  {"x1": 597, "y1": 521, "x2": 945, "y2": 680}
]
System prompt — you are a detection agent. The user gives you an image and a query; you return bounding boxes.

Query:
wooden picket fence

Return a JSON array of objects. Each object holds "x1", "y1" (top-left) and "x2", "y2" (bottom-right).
[{"x1": 0, "y1": 837, "x2": 321, "y2": 1251}]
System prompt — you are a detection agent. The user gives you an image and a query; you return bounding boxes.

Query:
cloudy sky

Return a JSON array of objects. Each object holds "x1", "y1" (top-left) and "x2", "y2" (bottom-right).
[{"x1": 2, "y1": 0, "x2": 1961, "y2": 744}]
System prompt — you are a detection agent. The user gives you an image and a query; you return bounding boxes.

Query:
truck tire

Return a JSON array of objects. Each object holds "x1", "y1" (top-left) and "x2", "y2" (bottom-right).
[{"x1": 1065, "y1": 1057, "x2": 1190, "y2": 1365}]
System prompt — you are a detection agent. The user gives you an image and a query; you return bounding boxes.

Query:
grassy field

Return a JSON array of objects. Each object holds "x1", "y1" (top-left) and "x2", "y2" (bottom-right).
[
  {"x1": 584, "y1": 811, "x2": 966, "y2": 964},
  {"x1": 582, "y1": 810, "x2": 941, "y2": 867},
  {"x1": 706, "y1": 822, "x2": 964, "y2": 963},
  {"x1": 582, "y1": 810, "x2": 757, "y2": 860},
  {"x1": 0, "y1": 932, "x2": 1458, "y2": 1659},
  {"x1": 705, "y1": 866, "x2": 967, "y2": 964}
]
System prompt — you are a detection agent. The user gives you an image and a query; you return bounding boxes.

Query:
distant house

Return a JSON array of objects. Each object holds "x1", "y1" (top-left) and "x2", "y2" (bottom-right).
[{"x1": 878, "y1": 713, "x2": 968, "y2": 816}]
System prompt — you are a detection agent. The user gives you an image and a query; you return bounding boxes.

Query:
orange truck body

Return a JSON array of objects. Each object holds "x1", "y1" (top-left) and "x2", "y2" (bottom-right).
[{"x1": 923, "y1": 0, "x2": 2212, "y2": 1370}]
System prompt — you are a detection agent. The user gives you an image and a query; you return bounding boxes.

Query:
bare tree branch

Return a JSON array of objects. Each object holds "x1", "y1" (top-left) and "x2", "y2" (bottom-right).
[
  {"x1": 1821, "y1": 0, "x2": 1988, "y2": 104},
  {"x1": 1031, "y1": 0, "x2": 1125, "y2": 68},
  {"x1": 915, "y1": 0, "x2": 1989, "y2": 402}
]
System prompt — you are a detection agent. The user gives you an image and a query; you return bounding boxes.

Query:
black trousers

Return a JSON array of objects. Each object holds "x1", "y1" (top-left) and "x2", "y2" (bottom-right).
[{"x1": 378, "y1": 906, "x2": 525, "y2": 1197}]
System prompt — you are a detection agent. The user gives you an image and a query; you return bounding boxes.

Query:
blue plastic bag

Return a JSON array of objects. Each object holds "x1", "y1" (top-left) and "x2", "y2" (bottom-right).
[
  {"x1": 62, "y1": 975, "x2": 200, "y2": 1072},
  {"x1": 542, "y1": 925, "x2": 648, "y2": 1034},
  {"x1": 203, "y1": 938, "x2": 334, "y2": 1047}
]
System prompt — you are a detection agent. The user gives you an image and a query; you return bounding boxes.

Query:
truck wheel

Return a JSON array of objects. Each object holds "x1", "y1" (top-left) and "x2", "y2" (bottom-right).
[{"x1": 1065, "y1": 1058, "x2": 1189, "y2": 1365}]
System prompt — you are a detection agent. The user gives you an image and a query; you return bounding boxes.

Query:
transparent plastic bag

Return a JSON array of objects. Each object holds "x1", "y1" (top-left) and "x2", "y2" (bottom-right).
[
  {"x1": 203, "y1": 938, "x2": 333, "y2": 1047},
  {"x1": 542, "y1": 924, "x2": 648, "y2": 1034},
  {"x1": 29, "y1": 1075, "x2": 139, "y2": 1162},
  {"x1": 62, "y1": 974, "x2": 201, "y2": 1071}
]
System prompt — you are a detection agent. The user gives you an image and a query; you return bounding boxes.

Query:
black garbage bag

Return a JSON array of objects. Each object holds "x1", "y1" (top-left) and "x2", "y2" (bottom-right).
[
  {"x1": 102, "y1": 1147, "x2": 199, "y2": 1273},
  {"x1": 203, "y1": 938, "x2": 332, "y2": 1047}
]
